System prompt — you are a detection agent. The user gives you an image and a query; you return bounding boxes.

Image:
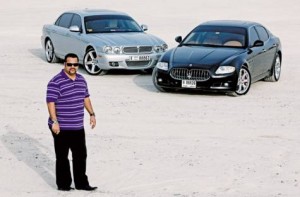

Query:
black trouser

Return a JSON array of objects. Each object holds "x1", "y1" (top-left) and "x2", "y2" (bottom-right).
[{"x1": 51, "y1": 128, "x2": 89, "y2": 189}]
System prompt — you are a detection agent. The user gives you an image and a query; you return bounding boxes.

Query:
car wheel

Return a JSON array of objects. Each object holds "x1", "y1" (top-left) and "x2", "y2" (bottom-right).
[
  {"x1": 264, "y1": 54, "x2": 281, "y2": 82},
  {"x1": 83, "y1": 49, "x2": 108, "y2": 75},
  {"x1": 234, "y1": 66, "x2": 251, "y2": 95},
  {"x1": 152, "y1": 68, "x2": 172, "y2": 92},
  {"x1": 45, "y1": 39, "x2": 58, "y2": 63}
]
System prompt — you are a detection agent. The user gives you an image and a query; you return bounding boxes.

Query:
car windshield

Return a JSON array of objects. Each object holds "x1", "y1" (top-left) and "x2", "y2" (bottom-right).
[
  {"x1": 182, "y1": 25, "x2": 247, "y2": 48},
  {"x1": 84, "y1": 15, "x2": 143, "y2": 33}
]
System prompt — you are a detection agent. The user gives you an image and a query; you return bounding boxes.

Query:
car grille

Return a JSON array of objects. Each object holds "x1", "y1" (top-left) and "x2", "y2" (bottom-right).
[
  {"x1": 170, "y1": 68, "x2": 210, "y2": 81},
  {"x1": 126, "y1": 60, "x2": 151, "y2": 67},
  {"x1": 123, "y1": 46, "x2": 153, "y2": 54}
]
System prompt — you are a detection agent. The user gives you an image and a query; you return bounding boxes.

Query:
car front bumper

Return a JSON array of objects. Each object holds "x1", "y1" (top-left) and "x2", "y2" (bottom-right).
[
  {"x1": 154, "y1": 68, "x2": 239, "y2": 92},
  {"x1": 95, "y1": 53, "x2": 163, "y2": 70}
]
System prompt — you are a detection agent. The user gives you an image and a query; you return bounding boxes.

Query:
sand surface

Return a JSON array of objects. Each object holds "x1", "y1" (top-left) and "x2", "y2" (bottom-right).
[{"x1": 0, "y1": 0, "x2": 300, "y2": 196}]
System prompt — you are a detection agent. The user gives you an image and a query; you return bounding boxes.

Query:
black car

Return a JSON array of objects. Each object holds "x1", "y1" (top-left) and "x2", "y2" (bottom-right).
[{"x1": 152, "y1": 20, "x2": 282, "y2": 95}]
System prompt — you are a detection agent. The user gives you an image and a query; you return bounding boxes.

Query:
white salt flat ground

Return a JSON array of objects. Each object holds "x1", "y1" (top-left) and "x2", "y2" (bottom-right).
[{"x1": 0, "y1": 0, "x2": 299, "y2": 196}]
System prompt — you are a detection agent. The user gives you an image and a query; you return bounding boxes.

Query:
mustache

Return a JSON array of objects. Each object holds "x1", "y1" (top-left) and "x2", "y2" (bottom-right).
[{"x1": 68, "y1": 69, "x2": 77, "y2": 74}]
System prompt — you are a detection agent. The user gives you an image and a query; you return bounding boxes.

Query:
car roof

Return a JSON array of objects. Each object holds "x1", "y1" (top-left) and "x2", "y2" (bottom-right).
[
  {"x1": 200, "y1": 20, "x2": 262, "y2": 28},
  {"x1": 65, "y1": 9, "x2": 129, "y2": 17}
]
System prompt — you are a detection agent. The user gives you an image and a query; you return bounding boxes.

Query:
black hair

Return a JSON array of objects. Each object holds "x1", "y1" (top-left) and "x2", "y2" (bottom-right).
[{"x1": 64, "y1": 53, "x2": 79, "y2": 62}]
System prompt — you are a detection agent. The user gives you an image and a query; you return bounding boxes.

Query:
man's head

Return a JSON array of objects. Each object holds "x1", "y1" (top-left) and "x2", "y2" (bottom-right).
[{"x1": 64, "y1": 53, "x2": 79, "y2": 76}]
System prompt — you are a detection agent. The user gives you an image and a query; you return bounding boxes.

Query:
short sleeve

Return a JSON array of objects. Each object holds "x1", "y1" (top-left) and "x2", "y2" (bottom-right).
[
  {"x1": 46, "y1": 80, "x2": 60, "y2": 102},
  {"x1": 81, "y1": 77, "x2": 90, "y2": 98},
  {"x1": 85, "y1": 81, "x2": 90, "y2": 98}
]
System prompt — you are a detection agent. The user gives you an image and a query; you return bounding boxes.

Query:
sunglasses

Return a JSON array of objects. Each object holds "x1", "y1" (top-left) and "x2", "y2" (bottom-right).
[{"x1": 66, "y1": 63, "x2": 80, "y2": 67}]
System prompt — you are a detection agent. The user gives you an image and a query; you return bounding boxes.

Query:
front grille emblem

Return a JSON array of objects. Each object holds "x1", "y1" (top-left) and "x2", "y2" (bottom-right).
[
  {"x1": 189, "y1": 64, "x2": 193, "y2": 67},
  {"x1": 187, "y1": 70, "x2": 192, "y2": 79}
]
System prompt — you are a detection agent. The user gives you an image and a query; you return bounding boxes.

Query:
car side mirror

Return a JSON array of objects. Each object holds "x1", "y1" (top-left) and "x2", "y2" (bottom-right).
[
  {"x1": 175, "y1": 36, "x2": 182, "y2": 43},
  {"x1": 253, "y1": 40, "x2": 264, "y2": 47},
  {"x1": 141, "y1": 24, "x2": 148, "y2": 31},
  {"x1": 69, "y1": 25, "x2": 81, "y2": 33}
]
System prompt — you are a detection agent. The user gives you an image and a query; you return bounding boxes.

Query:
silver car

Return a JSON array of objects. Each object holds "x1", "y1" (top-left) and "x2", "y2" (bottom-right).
[{"x1": 41, "y1": 9, "x2": 168, "y2": 75}]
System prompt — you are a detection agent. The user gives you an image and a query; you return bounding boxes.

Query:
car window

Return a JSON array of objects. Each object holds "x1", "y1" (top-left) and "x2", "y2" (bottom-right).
[
  {"x1": 249, "y1": 27, "x2": 260, "y2": 46},
  {"x1": 255, "y1": 26, "x2": 269, "y2": 42},
  {"x1": 183, "y1": 26, "x2": 246, "y2": 48},
  {"x1": 55, "y1": 15, "x2": 61, "y2": 26},
  {"x1": 84, "y1": 15, "x2": 142, "y2": 33},
  {"x1": 57, "y1": 13, "x2": 73, "y2": 28},
  {"x1": 70, "y1": 14, "x2": 82, "y2": 29}
]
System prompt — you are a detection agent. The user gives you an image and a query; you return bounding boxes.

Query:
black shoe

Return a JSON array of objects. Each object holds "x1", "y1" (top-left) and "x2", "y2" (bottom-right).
[
  {"x1": 58, "y1": 187, "x2": 74, "y2": 191},
  {"x1": 76, "y1": 185, "x2": 98, "y2": 191}
]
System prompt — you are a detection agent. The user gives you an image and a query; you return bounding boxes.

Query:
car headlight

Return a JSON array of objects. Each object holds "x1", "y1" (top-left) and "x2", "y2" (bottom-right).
[
  {"x1": 215, "y1": 66, "x2": 235, "y2": 74},
  {"x1": 162, "y1": 43, "x2": 168, "y2": 52},
  {"x1": 154, "y1": 44, "x2": 168, "y2": 53},
  {"x1": 154, "y1": 46, "x2": 162, "y2": 53},
  {"x1": 156, "y1": 62, "x2": 168, "y2": 71},
  {"x1": 104, "y1": 46, "x2": 113, "y2": 54},
  {"x1": 104, "y1": 46, "x2": 122, "y2": 54},
  {"x1": 113, "y1": 47, "x2": 121, "y2": 54}
]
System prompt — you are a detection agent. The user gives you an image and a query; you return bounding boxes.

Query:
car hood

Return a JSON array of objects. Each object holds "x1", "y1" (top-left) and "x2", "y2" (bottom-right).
[
  {"x1": 171, "y1": 46, "x2": 244, "y2": 68},
  {"x1": 89, "y1": 32, "x2": 164, "y2": 46}
]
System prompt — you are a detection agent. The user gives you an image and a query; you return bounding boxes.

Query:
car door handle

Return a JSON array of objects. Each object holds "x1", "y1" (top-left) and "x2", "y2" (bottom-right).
[
  {"x1": 262, "y1": 49, "x2": 266, "y2": 52},
  {"x1": 273, "y1": 44, "x2": 277, "y2": 47}
]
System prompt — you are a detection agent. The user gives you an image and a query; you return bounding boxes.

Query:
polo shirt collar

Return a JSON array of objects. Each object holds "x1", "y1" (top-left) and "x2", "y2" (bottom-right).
[{"x1": 60, "y1": 69, "x2": 78, "y2": 80}]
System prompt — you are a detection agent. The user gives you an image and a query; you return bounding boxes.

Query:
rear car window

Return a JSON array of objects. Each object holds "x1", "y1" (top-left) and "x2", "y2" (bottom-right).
[{"x1": 57, "y1": 13, "x2": 73, "y2": 28}]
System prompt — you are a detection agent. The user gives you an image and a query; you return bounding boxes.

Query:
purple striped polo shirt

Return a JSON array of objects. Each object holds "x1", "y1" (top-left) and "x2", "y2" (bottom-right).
[{"x1": 46, "y1": 69, "x2": 90, "y2": 130}]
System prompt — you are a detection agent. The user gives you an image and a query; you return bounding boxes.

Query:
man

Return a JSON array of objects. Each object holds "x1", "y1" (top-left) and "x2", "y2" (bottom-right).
[{"x1": 46, "y1": 53, "x2": 97, "y2": 191}]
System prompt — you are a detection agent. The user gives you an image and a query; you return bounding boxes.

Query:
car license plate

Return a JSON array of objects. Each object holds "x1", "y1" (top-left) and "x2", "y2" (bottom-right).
[
  {"x1": 130, "y1": 55, "x2": 150, "y2": 61},
  {"x1": 182, "y1": 80, "x2": 196, "y2": 88}
]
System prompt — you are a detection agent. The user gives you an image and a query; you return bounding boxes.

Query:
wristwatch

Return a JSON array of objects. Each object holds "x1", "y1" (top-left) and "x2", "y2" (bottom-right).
[
  {"x1": 90, "y1": 112, "x2": 96, "y2": 117},
  {"x1": 52, "y1": 120, "x2": 59, "y2": 124}
]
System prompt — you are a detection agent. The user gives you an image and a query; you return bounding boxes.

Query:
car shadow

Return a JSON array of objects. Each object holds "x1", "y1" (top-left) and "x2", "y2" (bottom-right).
[
  {"x1": 28, "y1": 48, "x2": 48, "y2": 62},
  {"x1": 78, "y1": 68, "x2": 150, "y2": 77},
  {"x1": 133, "y1": 73, "x2": 157, "y2": 92},
  {"x1": 103, "y1": 69, "x2": 145, "y2": 76},
  {"x1": 1, "y1": 124, "x2": 56, "y2": 189},
  {"x1": 133, "y1": 74, "x2": 228, "y2": 96},
  {"x1": 28, "y1": 48, "x2": 65, "y2": 65}
]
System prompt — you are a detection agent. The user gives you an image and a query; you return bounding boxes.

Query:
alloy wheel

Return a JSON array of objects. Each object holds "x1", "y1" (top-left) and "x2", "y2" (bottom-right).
[
  {"x1": 236, "y1": 67, "x2": 251, "y2": 95},
  {"x1": 45, "y1": 40, "x2": 54, "y2": 62},
  {"x1": 274, "y1": 56, "x2": 281, "y2": 80},
  {"x1": 83, "y1": 49, "x2": 106, "y2": 75}
]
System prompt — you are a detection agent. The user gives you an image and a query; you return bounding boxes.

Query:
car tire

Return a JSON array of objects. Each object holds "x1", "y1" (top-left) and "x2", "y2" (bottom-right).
[
  {"x1": 232, "y1": 66, "x2": 251, "y2": 96},
  {"x1": 264, "y1": 53, "x2": 281, "y2": 82},
  {"x1": 152, "y1": 68, "x2": 172, "y2": 92},
  {"x1": 83, "y1": 48, "x2": 108, "y2": 75},
  {"x1": 45, "y1": 39, "x2": 58, "y2": 63}
]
